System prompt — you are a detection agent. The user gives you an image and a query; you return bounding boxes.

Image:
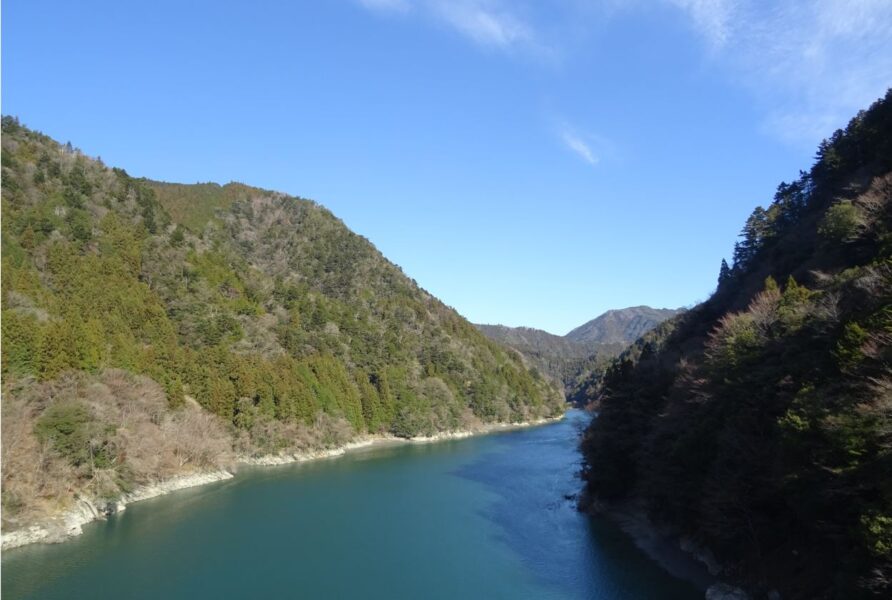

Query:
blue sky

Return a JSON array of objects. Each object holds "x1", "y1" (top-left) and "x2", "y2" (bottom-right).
[{"x1": 3, "y1": 1, "x2": 891, "y2": 334}]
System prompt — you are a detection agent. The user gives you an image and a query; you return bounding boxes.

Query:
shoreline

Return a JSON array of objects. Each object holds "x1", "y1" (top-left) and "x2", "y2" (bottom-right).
[
  {"x1": 599, "y1": 503, "x2": 716, "y2": 591},
  {"x1": 586, "y1": 500, "x2": 755, "y2": 600},
  {"x1": 1, "y1": 415, "x2": 562, "y2": 552},
  {"x1": 240, "y1": 415, "x2": 563, "y2": 466}
]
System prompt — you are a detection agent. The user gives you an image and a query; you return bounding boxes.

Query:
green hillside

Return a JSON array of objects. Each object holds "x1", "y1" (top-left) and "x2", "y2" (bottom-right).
[
  {"x1": 0, "y1": 118, "x2": 562, "y2": 533},
  {"x1": 564, "y1": 306, "x2": 683, "y2": 346}
]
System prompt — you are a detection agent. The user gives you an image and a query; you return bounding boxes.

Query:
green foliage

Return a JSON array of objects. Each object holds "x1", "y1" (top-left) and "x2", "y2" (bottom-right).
[
  {"x1": 862, "y1": 513, "x2": 892, "y2": 557},
  {"x1": 35, "y1": 402, "x2": 114, "y2": 468},
  {"x1": 836, "y1": 321, "x2": 868, "y2": 370},
  {"x1": 37, "y1": 319, "x2": 82, "y2": 379},
  {"x1": 170, "y1": 224, "x2": 186, "y2": 246},
  {"x1": 1, "y1": 311, "x2": 41, "y2": 374},
  {"x1": 165, "y1": 377, "x2": 186, "y2": 410},
  {"x1": 150, "y1": 181, "x2": 237, "y2": 232},
  {"x1": 66, "y1": 209, "x2": 93, "y2": 243},
  {"x1": 706, "y1": 312, "x2": 760, "y2": 371},
  {"x1": 819, "y1": 201, "x2": 864, "y2": 242}
]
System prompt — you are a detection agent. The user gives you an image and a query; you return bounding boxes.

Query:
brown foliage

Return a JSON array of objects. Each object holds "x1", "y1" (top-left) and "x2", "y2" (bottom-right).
[{"x1": 1, "y1": 370, "x2": 233, "y2": 531}]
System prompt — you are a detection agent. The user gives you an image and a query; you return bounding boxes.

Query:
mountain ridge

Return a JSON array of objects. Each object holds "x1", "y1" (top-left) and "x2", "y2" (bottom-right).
[
  {"x1": 564, "y1": 306, "x2": 684, "y2": 345},
  {"x1": 475, "y1": 306, "x2": 682, "y2": 402}
]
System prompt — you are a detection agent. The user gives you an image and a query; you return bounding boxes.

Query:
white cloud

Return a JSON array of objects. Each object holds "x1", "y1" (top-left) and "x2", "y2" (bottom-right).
[
  {"x1": 356, "y1": 0, "x2": 541, "y2": 53},
  {"x1": 664, "y1": 0, "x2": 892, "y2": 145},
  {"x1": 428, "y1": 1, "x2": 532, "y2": 48},
  {"x1": 355, "y1": 0, "x2": 892, "y2": 147},
  {"x1": 559, "y1": 129, "x2": 599, "y2": 166},
  {"x1": 666, "y1": 0, "x2": 736, "y2": 47}
]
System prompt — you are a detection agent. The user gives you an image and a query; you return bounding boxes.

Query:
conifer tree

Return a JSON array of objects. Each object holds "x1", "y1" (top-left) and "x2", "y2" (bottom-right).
[{"x1": 718, "y1": 258, "x2": 732, "y2": 287}]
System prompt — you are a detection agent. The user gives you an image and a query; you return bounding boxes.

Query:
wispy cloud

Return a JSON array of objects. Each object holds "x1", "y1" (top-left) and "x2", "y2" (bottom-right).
[
  {"x1": 666, "y1": 0, "x2": 736, "y2": 48},
  {"x1": 356, "y1": 0, "x2": 543, "y2": 54},
  {"x1": 355, "y1": 0, "x2": 892, "y2": 148},
  {"x1": 560, "y1": 129, "x2": 598, "y2": 166},
  {"x1": 665, "y1": 0, "x2": 892, "y2": 144},
  {"x1": 429, "y1": 1, "x2": 532, "y2": 48},
  {"x1": 551, "y1": 117, "x2": 616, "y2": 167}
]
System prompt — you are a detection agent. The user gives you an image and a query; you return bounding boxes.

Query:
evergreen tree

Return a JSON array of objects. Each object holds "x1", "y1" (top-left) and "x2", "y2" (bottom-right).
[
  {"x1": 718, "y1": 258, "x2": 732, "y2": 287},
  {"x1": 734, "y1": 206, "x2": 772, "y2": 270},
  {"x1": 37, "y1": 320, "x2": 78, "y2": 379}
]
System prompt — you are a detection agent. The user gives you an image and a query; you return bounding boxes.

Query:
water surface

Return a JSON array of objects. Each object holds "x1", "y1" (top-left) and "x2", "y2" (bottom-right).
[{"x1": 2, "y1": 410, "x2": 699, "y2": 599}]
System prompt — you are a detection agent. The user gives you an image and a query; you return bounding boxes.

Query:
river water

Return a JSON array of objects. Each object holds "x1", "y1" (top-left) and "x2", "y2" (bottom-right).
[{"x1": 2, "y1": 410, "x2": 699, "y2": 599}]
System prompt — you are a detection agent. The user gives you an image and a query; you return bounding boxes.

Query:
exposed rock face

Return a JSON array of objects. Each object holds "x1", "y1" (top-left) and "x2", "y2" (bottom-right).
[
  {"x1": 680, "y1": 537, "x2": 723, "y2": 576},
  {"x1": 705, "y1": 583, "x2": 751, "y2": 600},
  {"x1": 1, "y1": 470, "x2": 234, "y2": 551}
]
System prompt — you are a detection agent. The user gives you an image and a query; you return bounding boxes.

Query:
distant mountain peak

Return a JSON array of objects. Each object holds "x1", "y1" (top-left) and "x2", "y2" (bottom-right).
[
  {"x1": 475, "y1": 306, "x2": 682, "y2": 399},
  {"x1": 563, "y1": 306, "x2": 683, "y2": 345}
]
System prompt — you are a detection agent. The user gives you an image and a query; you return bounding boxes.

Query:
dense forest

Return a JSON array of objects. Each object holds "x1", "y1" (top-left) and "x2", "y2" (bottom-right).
[
  {"x1": 580, "y1": 91, "x2": 892, "y2": 598},
  {"x1": 564, "y1": 306, "x2": 683, "y2": 346},
  {"x1": 476, "y1": 323, "x2": 619, "y2": 397},
  {"x1": 0, "y1": 118, "x2": 563, "y2": 535},
  {"x1": 477, "y1": 306, "x2": 680, "y2": 403}
]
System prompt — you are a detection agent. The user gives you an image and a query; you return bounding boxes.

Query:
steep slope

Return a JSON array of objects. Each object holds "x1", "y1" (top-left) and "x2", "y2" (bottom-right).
[
  {"x1": 580, "y1": 92, "x2": 892, "y2": 598},
  {"x1": 565, "y1": 306, "x2": 683, "y2": 346},
  {"x1": 0, "y1": 118, "x2": 563, "y2": 538}
]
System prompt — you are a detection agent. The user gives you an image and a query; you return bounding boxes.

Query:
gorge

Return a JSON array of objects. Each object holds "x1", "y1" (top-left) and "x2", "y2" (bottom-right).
[{"x1": 2, "y1": 90, "x2": 890, "y2": 599}]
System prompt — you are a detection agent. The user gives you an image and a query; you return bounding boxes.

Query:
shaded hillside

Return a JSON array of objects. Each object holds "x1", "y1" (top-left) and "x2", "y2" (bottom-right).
[
  {"x1": 0, "y1": 118, "x2": 563, "y2": 535},
  {"x1": 580, "y1": 91, "x2": 892, "y2": 598},
  {"x1": 565, "y1": 306, "x2": 683, "y2": 346},
  {"x1": 475, "y1": 324, "x2": 591, "y2": 375},
  {"x1": 477, "y1": 307, "x2": 680, "y2": 401},
  {"x1": 476, "y1": 324, "x2": 588, "y2": 361}
]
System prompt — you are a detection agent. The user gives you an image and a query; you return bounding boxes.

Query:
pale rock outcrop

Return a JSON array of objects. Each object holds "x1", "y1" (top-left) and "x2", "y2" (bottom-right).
[{"x1": 705, "y1": 583, "x2": 751, "y2": 600}]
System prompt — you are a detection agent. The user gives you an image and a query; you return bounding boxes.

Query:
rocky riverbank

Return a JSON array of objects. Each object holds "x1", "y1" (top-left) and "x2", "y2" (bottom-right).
[
  {"x1": 1, "y1": 470, "x2": 235, "y2": 551},
  {"x1": 240, "y1": 416, "x2": 563, "y2": 466},
  {"x1": 582, "y1": 499, "x2": 766, "y2": 599},
  {"x1": 2, "y1": 416, "x2": 562, "y2": 551}
]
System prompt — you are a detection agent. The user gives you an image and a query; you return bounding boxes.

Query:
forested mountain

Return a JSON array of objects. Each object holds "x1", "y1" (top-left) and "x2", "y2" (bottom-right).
[
  {"x1": 477, "y1": 307, "x2": 680, "y2": 402},
  {"x1": 0, "y1": 118, "x2": 563, "y2": 536},
  {"x1": 475, "y1": 323, "x2": 594, "y2": 381},
  {"x1": 580, "y1": 91, "x2": 892, "y2": 598},
  {"x1": 476, "y1": 324, "x2": 589, "y2": 361},
  {"x1": 564, "y1": 306, "x2": 683, "y2": 346}
]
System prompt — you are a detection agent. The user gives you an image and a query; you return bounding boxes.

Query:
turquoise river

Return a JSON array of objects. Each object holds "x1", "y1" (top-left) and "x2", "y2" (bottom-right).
[{"x1": 2, "y1": 410, "x2": 701, "y2": 599}]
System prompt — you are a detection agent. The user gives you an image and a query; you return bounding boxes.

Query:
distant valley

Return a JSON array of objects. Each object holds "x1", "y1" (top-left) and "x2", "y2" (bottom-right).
[{"x1": 476, "y1": 306, "x2": 682, "y2": 403}]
